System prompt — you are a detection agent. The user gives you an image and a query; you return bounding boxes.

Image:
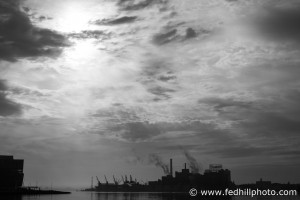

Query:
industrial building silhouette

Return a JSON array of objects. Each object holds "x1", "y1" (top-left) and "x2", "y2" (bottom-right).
[
  {"x1": 87, "y1": 159, "x2": 233, "y2": 192},
  {"x1": 147, "y1": 159, "x2": 232, "y2": 192},
  {"x1": 0, "y1": 155, "x2": 24, "y2": 190}
]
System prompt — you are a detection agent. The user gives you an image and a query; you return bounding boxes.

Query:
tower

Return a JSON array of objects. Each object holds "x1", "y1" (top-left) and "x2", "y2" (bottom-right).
[{"x1": 170, "y1": 158, "x2": 173, "y2": 177}]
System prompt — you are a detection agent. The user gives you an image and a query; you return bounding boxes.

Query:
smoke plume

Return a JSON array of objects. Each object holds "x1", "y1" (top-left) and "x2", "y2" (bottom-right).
[
  {"x1": 183, "y1": 150, "x2": 200, "y2": 173},
  {"x1": 148, "y1": 154, "x2": 169, "y2": 175}
]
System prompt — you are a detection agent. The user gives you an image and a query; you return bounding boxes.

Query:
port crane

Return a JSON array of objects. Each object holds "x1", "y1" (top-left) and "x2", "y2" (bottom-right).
[
  {"x1": 96, "y1": 176, "x2": 101, "y2": 186},
  {"x1": 104, "y1": 175, "x2": 108, "y2": 185},
  {"x1": 113, "y1": 175, "x2": 119, "y2": 185}
]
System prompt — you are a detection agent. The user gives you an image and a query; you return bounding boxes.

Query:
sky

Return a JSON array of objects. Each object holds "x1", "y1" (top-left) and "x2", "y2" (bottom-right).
[{"x1": 1, "y1": 0, "x2": 300, "y2": 188}]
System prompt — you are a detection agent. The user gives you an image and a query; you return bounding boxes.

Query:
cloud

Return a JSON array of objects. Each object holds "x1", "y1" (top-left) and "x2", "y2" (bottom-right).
[
  {"x1": 101, "y1": 119, "x2": 224, "y2": 143},
  {"x1": 152, "y1": 29, "x2": 178, "y2": 45},
  {"x1": 157, "y1": 74, "x2": 176, "y2": 82},
  {"x1": 0, "y1": 80, "x2": 22, "y2": 116},
  {"x1": 253, "y1": 3, "x2": 300, "y2": 42},
  {"x1": 151, "y1": 26, "x2": 207, "y2": 45},
  {"x1": 147, "y1": 86, "x2": 176, "y2": 100},
  {"x1": 140, "y1": 58, "x2": 172, "y2": 78},
  {"x1": 185, "y1": 28, "x2": 197, "y2": 39},
  {"x1": 206, "y1": 143, "x2": 300, "y2": 161},
  {"x1": 0, "y1": 0, "x2": 69, "y2": 61},
  {"x1": 68, "y1": 30, "x2": 112, "y2": 40},
  {"x1": 109, "y1": 119, "x2": 232, "y2": 143},
  {"x1": 112, "y1": 121, "x2": 162, "y2": 142},
  {"x1": 117, "y1": 0, "x2": 168, "y2": 11},
  {"x1": 93, "y1": 16, "x2": 138, "y2": 26},
  {"x1": 199, "y1": 97, "x2": 253, "y2": 111},
  {"x1": 240, "y1": 112, "x2": 300, "y2": 137}
]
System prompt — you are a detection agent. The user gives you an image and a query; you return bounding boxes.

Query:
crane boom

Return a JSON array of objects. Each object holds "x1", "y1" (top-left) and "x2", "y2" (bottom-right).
[
  {"x1": 104, "y1": 175, "x2": 108, "y2": 184},
  {"x1": 113, "y1": 175, "x2": 118, "y2": 185},
  {"x1": 96, "y1": 176, "x2": 101, "y2": 185}
]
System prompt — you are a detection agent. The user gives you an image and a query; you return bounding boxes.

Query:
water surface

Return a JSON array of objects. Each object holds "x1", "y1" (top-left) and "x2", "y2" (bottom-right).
[{"x1": 1, "y1": 192, "x2": 300, "y2": 200}]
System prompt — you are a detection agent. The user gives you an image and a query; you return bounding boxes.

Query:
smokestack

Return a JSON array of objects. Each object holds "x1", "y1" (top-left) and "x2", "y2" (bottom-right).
[
  {"x1": 183, "y1": 150, "x2": 200, "y2": 173},
  {"x1": 184, "y1": 163, "x2": 186, "y2": 169},
  {"x1": 170, "y1": 159, "x2": 173, "y2": 177}
]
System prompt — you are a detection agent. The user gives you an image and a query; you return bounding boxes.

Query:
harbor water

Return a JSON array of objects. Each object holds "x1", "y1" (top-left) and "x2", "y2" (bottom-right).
[{"x1": 1, "y1": 192, "x2": 300, "y2": 200}]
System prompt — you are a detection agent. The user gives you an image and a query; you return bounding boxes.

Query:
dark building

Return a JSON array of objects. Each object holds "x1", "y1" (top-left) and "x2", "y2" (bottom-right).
[
  {"x1": 87, "y1": 159, "x2": 233, "y2": 192},
  {"x1": 255, "y1": 178, "x2": 272, "y2": 189},
  {"x1": 203, "y1": 164, "x2": 231, "y2": 189},
  {"x1": 0, "y1": 155, "x2": 24, "y2": 189},
  {"x1": 148, "y1": 160, "x2": 233, "y2": 192}
]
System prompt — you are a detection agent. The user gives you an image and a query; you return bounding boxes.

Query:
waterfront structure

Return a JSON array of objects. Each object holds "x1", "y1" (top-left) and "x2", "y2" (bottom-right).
[
  {"x1": 0, "y1": 155, "x2": 24, "y2": 189},
  {"x1": 87, "y1": 159, "x2": 233, "y2": 192},
  {"x1": 0, "y1": 155, "x2": 70, "y2": 195}
]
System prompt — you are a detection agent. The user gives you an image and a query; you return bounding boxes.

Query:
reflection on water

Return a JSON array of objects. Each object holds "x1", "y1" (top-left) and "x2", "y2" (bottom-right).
[
  {"x1": 257, "y1": 196, "x2": 272, "y2": 200},
  {"x1": 0, "y1": 195, "x2": 22, "y2": 200},
  {"x1": 89, "y1": 193, "x2": 299, "y2": 200},
  {"x1": 1, "y1": 192, "x2": 299, "y2": 200},
  {"x1": 91, "y1": 192, "x2": 198, "y2": 200}
]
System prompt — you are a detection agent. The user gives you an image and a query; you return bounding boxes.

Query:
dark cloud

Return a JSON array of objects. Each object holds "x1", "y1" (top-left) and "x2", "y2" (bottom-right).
[
  {"x1": 151, "y1": 27, "x2": 202, "y2": 45},
  {"x1": 148, "y1": 86, "x2": 176, "y2": 100},
  {"x1": 117, "y1": 0, "x2": 168, "y2": 11},
  {"x1": 208, "y1": 146, "x2": 271, "y2": 158},
  {"x1": 199, "y1": 97, "x2": 253, "y2": 111},
  {"x1": 207, "y1": 144, "x2": 300, "y2": 160},
  {"x1": 138, "y1": 58, "x2": 178, "y2": 101},
  {"x1": 0, "y1": 80, "x2": 6, "y2": 91},
  {"x1": 154, "y1": 119, "x2": 300, "y2": 161},
  {"x1": 240, "y1": 112, "x2": 300, "y2": 136},
  {"x1": 68, "y1": 30, "x2": 112, "y2": 40},
  {"x1": 93, "y1": 16, "x2": 138, "y2": 26},
  {"x1": 254, "y1": 5, "x2": 300, "y2": 42},
  {"x1": 107, "y1": 115, "x2": 300, "y2": 162},
  {"x1": 200, "y1": 96, "x2": 300, "y2": 138},
  {"x1": 185, "y1": 28, "x2": 197, "y2": 39},
  {"x1": 165, "y1": 119, "x2": 299, "y2": 160},
  {"x1": 152, "y1": 29, "x2": 178, "y2": 45},
  {"x1": 109, "y1": 120, "x2": 221, "y2": 142},
  {"x1": 36, "y1": 15, "x2": 52, "y2": 22},
  {"x1": 274, "y1": 149, "x2": 300, "y2": 157},
  {"x1": 0, "y1": 0, "x2": 69, "y2": 61},
  {"x1": 140, "y1": 59, "x2": 171, "y2": 78},
  {"x1": 158, "y1": 74, "x2": 176, "y2": 82},
  {"x1": 160, "y1": 144, "x2": 200, "y2": 151},
  {"x1": 112, "y1": 121, "x2": 162, "y2": 142},
  {"x1": 0, "y1": 80, "x2": 21, "y2": 116}
]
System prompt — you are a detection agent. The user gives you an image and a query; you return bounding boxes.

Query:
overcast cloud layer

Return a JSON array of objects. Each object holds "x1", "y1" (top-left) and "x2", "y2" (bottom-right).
[{"x1": 1, "y1": 0, "x2": 300, "y2": 187}]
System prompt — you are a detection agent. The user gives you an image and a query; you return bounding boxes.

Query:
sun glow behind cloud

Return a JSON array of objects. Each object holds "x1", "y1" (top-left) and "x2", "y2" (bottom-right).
[
  {"x1": 57, "y1": 3, "x2": 91, "y2": 32},
  {"x1": 26, "y1": 0, "x2": 117, "y2": 32}
]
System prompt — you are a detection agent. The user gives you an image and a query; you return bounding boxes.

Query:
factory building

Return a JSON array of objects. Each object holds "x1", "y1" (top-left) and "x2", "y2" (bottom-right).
[
  {"x1": 148, "y1": 159, "x2": 233, "y2": 192},
  {"x1": 203, "y1": 164, "x2": 231, "y2": 189}
]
